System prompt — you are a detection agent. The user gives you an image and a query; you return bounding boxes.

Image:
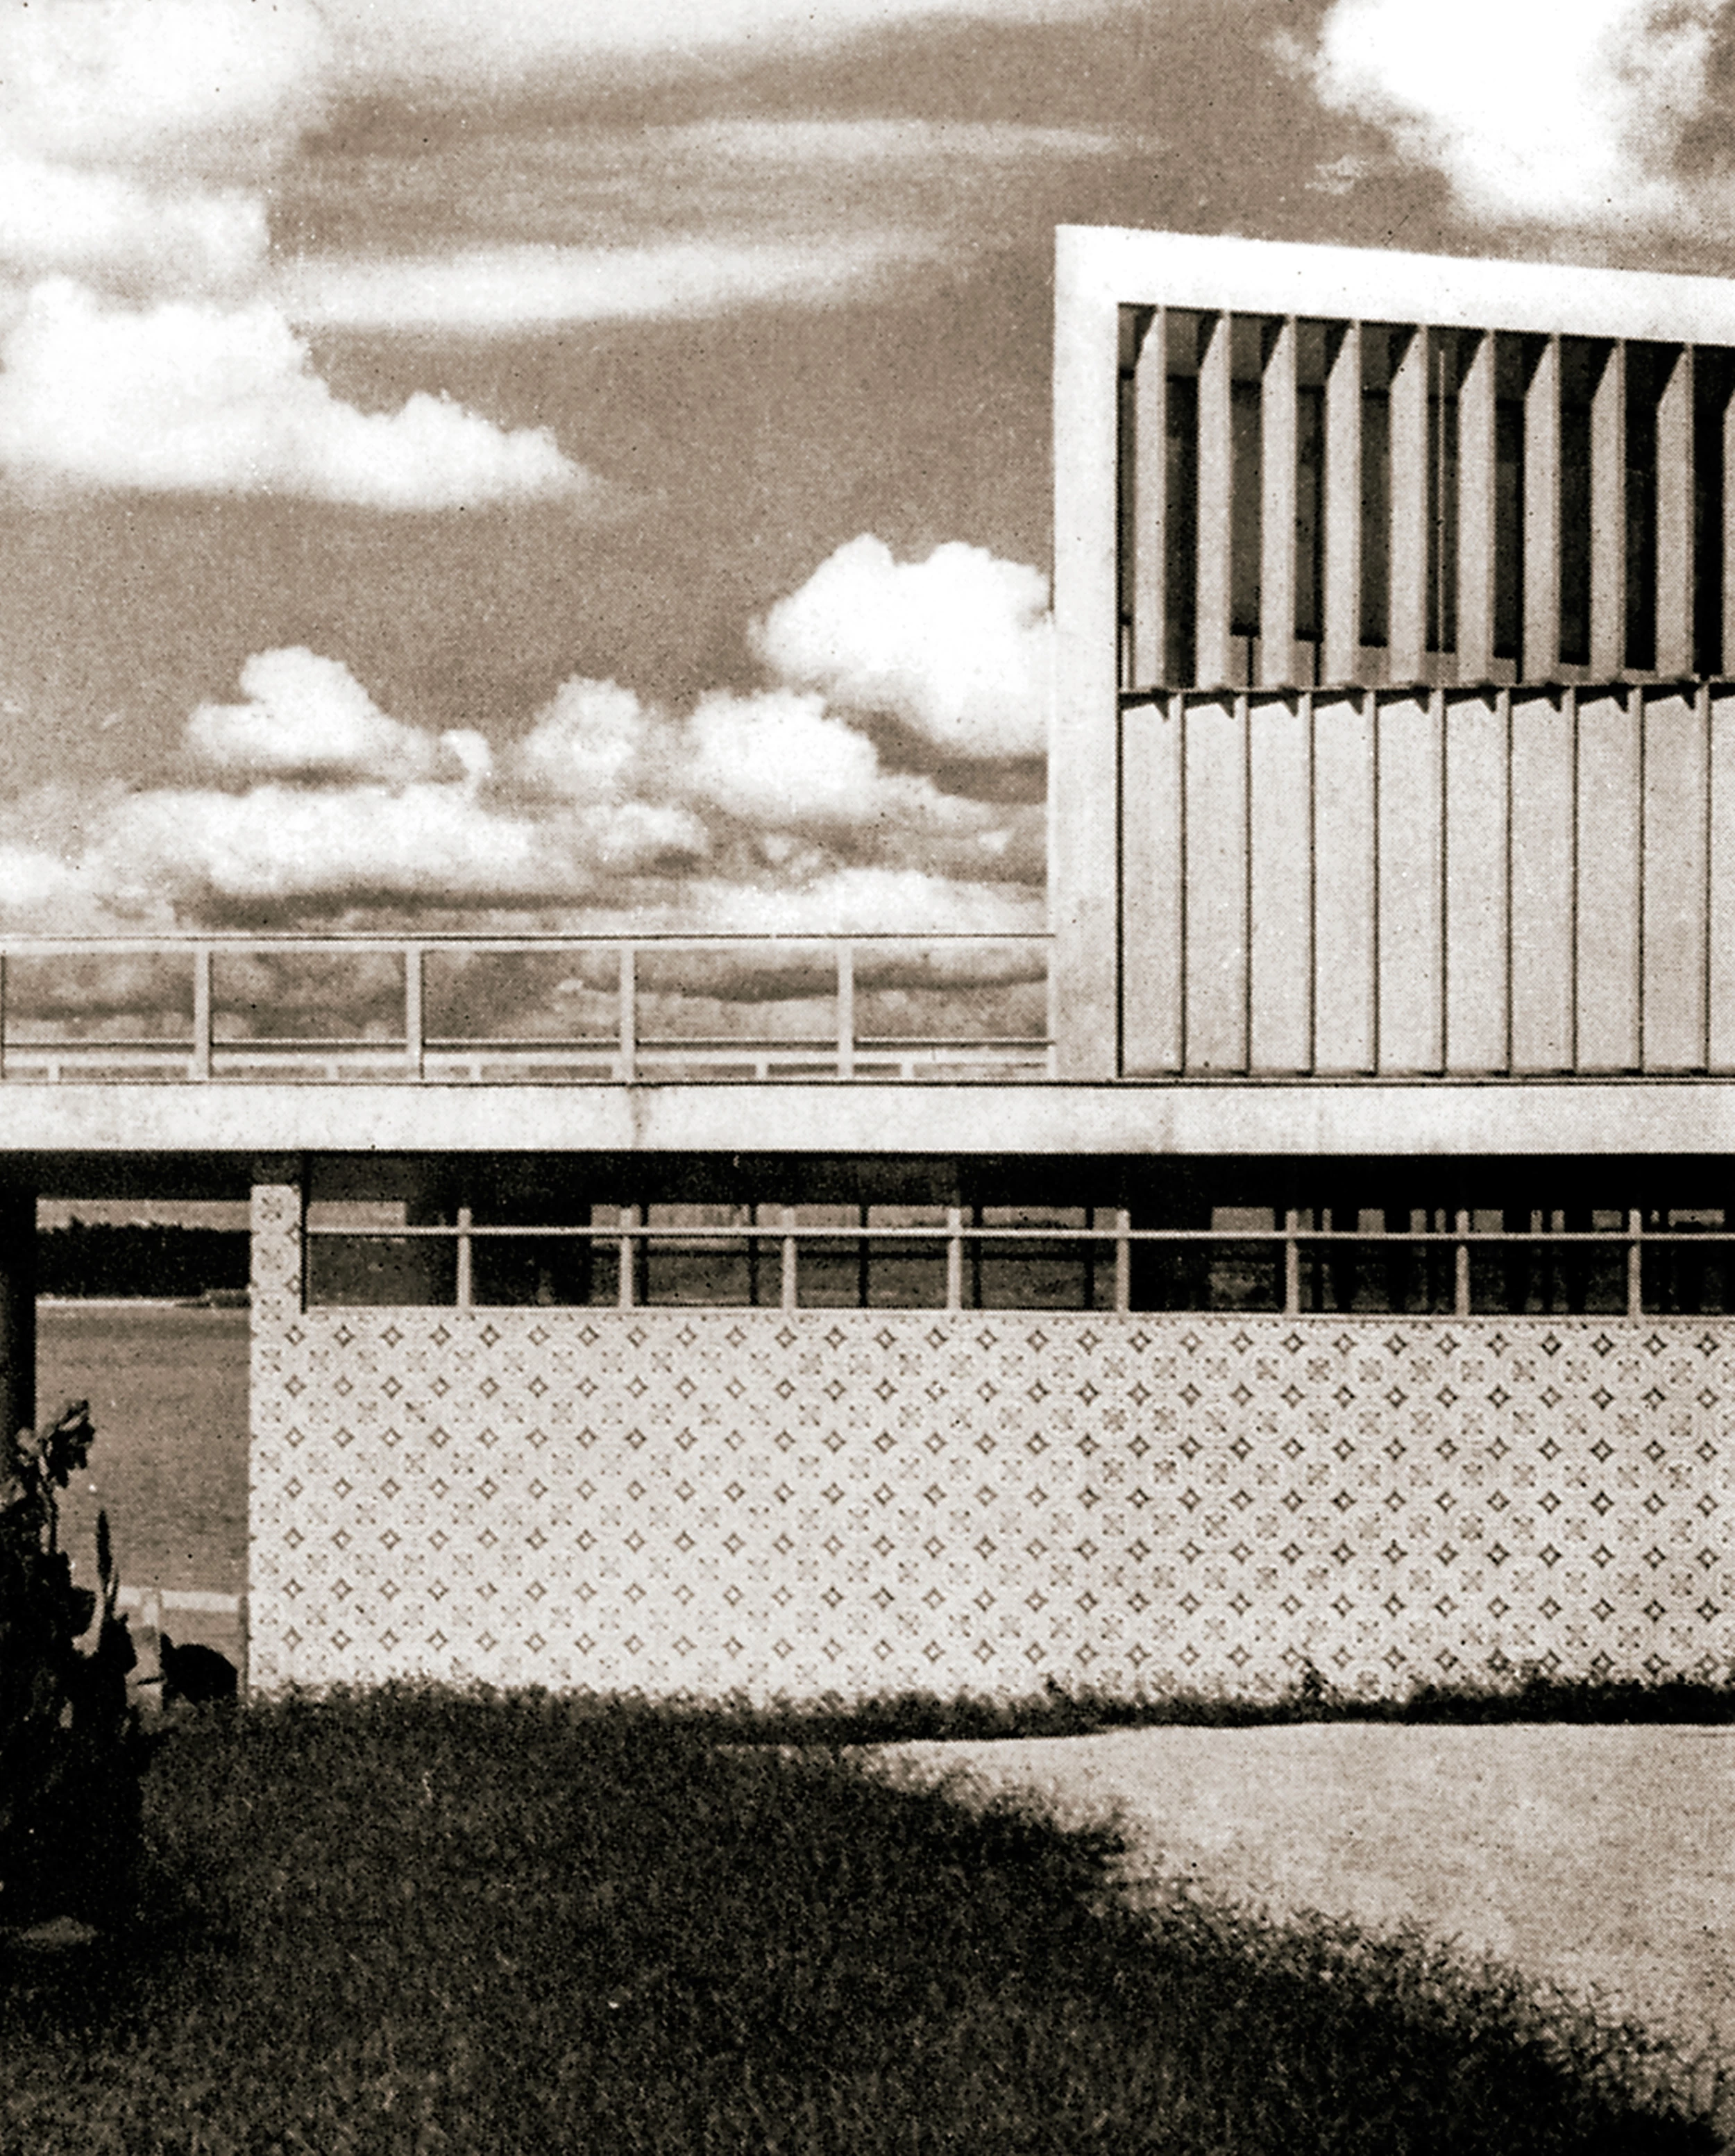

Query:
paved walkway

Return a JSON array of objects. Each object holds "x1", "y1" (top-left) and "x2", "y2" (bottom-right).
[{"x1": 875, "y1": 1724, "x2": 1735, "y2": 2072}]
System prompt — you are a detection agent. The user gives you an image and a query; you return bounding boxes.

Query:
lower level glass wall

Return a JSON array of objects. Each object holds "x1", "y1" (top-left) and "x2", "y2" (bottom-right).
[{"x1": 301, "y1": 1155, "x2": 1735, "y2": 1316}]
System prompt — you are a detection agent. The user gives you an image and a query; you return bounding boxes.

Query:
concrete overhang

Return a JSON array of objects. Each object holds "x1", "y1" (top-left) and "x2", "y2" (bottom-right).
[{"x1": 0, "y1": 1080, "x2": 1734, "y2": 1185}]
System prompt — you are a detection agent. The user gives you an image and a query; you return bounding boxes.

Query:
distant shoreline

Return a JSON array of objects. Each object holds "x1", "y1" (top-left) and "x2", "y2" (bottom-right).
[{"x1": 37, "y1": 1296, "x2": 250, "y2": 1311}]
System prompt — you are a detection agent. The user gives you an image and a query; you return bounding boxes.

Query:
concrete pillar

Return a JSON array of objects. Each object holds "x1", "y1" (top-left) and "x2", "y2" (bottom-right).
[{"x1": 0, "y1": 1187, "x2": 35, "y2": 1441}]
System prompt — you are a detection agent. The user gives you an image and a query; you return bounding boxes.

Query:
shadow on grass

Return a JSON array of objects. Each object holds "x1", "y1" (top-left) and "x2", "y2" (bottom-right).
[
  {"x1": 641, "y1": 1664, "x2": 1735, "y2": 1746},
  {"x1": 0, "y1": 1684, "x2": 1723, "y2": 2155}
]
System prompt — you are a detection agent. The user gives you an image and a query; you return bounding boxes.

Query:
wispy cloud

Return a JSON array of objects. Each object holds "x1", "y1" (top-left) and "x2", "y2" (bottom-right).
[
  {"x1": 314, "y1": 0, "x2": 1114, "y2": 89},
  {"x1": 0, "y1": 2, "x2": 1132, "y2": 499},
  {"x1": 276, "y1": 234, "x2": 942, "y2": 334}
]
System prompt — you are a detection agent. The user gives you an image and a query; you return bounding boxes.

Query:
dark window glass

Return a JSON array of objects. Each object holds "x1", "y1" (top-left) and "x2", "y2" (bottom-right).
[
  {"x1": 1494, "y1": 397, "x2": 1525, "y2": 661},
  {"x1": 1166, "y1": 372, "x2": 1198, "y2": 684},
  {"x1": 1644, "y1": 1208, "x2": 1735, "y2": 1314},
  {"x1": 1231, "y1": 378, "x2": 1263, "y2": 639},
  {"x1": 972, "y1": 1207, "x2": 1112, "y2": 1310},
  {"x1": 1360, "y1": 388, "x2": 1390, "y2": 649},
  {"x1": 1468, "y1": 1210, "x2": 1627, "y2": 1315},
  {"x1": 1627, "y1": 349, "x2": 1661, "y2": 672},
  {"x1": 642, "y1": 1205, "x2": 771, "y2": 1307},
  {"x1": 306, "y1": 1235, "x2": 457, "y2": 1307},
  {"x1": 1296, "y1": 384, "x2": 1324, "y2": 648},
  {"x1": 1426, "y1": 349, "x2": 1459, "y2": 654},
  {"x1": 471, "y1": 1236, "x2": 598, "y2": 1307},
  {"x1": 1560, "y1": 398, "x2": 1593, "y2": 665}
]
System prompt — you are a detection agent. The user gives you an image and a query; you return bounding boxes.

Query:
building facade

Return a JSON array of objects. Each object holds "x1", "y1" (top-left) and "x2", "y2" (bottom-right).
[{"x1": 11, "y1": 225, "x2": 1735, "y2": 1700}]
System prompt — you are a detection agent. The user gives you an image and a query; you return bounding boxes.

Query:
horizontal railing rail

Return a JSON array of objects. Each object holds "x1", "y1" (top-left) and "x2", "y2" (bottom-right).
[
  {"x1": 0, "y1": 932, "x2": 1053, "y2": 1085},
  {"x1": 303, "y1": 1207, "x2": 1731, "y2": 1318}
]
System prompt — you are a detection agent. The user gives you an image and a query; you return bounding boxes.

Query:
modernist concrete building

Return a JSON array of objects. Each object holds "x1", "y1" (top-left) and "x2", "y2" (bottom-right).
[{"x1": 12, "y1": 223, "x2": 1735, "y2": 1699}]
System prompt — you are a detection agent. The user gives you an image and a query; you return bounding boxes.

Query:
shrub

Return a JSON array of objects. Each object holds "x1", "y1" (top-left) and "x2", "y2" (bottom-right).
[{"x1": 0, "y1": 1400, "x2": 149, "y2": 1930}]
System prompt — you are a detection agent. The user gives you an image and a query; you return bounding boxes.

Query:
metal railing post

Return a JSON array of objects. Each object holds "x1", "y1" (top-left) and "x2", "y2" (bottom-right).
[
  {"x1": 945, "y1": 1205, "x2": 964, "y2": 1311},
  {"x1": 1454, "y1": 1208, "x2": 1472, "y2": 1318},
  {"x1": 618, "y1": 1205, "x2": 639, "y2": 1307},
  {"x1": 191, "y1": 946, "x2": 212, "y2": 1082},
  {"x1": 1114, "y1": 1209, "x2": 1133, "y2": 1313},
  {"x1": 455, "y1": 1205, "x2": 473, "y2": 1309},
  {"x1": 836, "y1": 943, "x2": 856, "y2": 1080},
  {"x1": 1627, "y1": 1207, "x2": 1645, "y2": 1318},
  {"x1": 404, "y1": 945, "x2": 425, "y2": 1081},
  {"x1": 618, "y1": 947, "x2": 637, "y2": 1083},
  {"x1": 781, "y1": 1206, "x2": 799, "y2": 1311}
]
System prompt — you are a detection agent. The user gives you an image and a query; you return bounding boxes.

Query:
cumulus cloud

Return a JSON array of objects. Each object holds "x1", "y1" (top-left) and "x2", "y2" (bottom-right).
[
  {"x1": 187, "y1": 648, "x2": 477, "y2": 785},
  {"x1": 1311, "y1": 0, "x2": 1727, "y2": 231},
  {"x1": 0, "y1": 532, "x2": 1047, "y2": 934},
  {"x1": 684, "y1": 865, "x2": 1043, "y2": 937},
  {"x1": 0, "y1": 0, "x2": 330, "y2": 298},
  {"x1": 0, "y1": 0, "x2": 332, "y2": 176},
  {"x1": 683, "y1": 691, "x2": 883, "y2": 828},
  {"x1": 753, "y1": 536, "x2": 1051, "y2": 758},
  {"x1": 510, "y1": 679, "x2": 649, "y2": 804},
  {"x1": 0, "y1": 840, "x2": 88, "y2": 919},
  {"x1": 0, "y1": 280, "x2": 586, "y2": 507},
  {"x1": 0, "y1": 1, "x2": 588, "y2": 502},
  {"x1": 0, "y1": 155, "x2": 266, "y2": 294}
]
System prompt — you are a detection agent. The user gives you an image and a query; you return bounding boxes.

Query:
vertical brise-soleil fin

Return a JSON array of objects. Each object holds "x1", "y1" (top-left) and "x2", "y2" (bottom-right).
[{"x1": 1119, "y1": 307, "x2": 1735, "y2": 692}]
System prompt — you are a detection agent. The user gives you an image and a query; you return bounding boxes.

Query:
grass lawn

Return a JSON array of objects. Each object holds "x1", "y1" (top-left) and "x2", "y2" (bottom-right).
[{"x1": 0, "y1": 1690, "x2": 1725, "y2": 2156}]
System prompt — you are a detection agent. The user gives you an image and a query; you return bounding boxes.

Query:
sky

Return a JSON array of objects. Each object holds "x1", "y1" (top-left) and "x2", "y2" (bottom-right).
[{"x1": 5, "y1": 0, "x2": 1735, "y2": 947}]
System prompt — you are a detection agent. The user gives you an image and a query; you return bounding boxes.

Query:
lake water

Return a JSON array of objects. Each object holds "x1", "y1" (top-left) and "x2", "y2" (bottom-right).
[{"x1": 37, "y1": 1304, "x2": 249, "y2": 1636}]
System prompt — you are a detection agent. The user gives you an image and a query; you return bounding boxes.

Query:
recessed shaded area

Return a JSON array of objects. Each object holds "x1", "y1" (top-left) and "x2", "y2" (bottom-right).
[{"x1": 297, "y1": 1153, "x2": 1735, "y2": 1315}]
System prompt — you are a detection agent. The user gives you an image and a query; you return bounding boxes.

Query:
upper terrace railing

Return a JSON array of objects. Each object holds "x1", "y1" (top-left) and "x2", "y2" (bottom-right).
[{"x1": 0, "y1": 933, "x2": 1053, "y2": 1084}]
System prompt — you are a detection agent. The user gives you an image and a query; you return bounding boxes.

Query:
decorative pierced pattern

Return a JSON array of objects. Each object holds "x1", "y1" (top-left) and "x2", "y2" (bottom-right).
[{"x1": 249, "y1": 1187, "x2": 1735, "y2": 1701}]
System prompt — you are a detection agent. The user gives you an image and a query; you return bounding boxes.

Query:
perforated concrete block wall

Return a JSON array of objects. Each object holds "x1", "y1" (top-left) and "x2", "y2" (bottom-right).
[{"x1": 249, "y1": 1184, "x2": 1735, "y2": 1700}]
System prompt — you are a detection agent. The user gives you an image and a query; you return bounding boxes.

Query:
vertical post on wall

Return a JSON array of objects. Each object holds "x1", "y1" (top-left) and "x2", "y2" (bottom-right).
[
  {"x1": 1523, "y1": 336, "x2": 1562, "y2": 683},
  {"x1": 1457, "y1": 330, "x2": 1497, "y2": 681},
  {"x1": 1131, "y1": 307, "x2": 1169, "y2": 689},
  {"x1": 1195, "y1": 312, "x2": 1235, "y2": 688},
  {"x1": 0, "y1": 1187, "x2": 35, "y2": 1445},
  {"x1": 1657, "y1": 345, "x2": 1695, "y2": 678},
  {"x1": 617, "y1": 946, "x2": 637, "y2": 1084},
  {"x1": 1260, "y1": 318, "x2": 1298, "y2": 687},
  {"x1": 835, "y1": 943, "x2": 855, "y2": 1080},
  {"x1": 191, "y1": 944, "x2": 212, "y2": 1083},
  {"x1": 780, "y1": 1207, "x2": 799, "y2": 1312},
  {"x1": 454, "y1": 1205, "x2": 473, "y2": 1311},
  {"x1": 1591, "y1": 341, "x2": 1627, "y2": 679},
  {"x1": 1323, "y1": 322, "x2": 1363, "y2": 684},
  {"x1": 618, "y1": 1206, "x2": 639, "y2": 1309},
  {"x1": 403, "y1": 945, "x2": 425, "y2": 1081},
  {"x1": 1113, "y1": 1209, "x2": 1132, "y2": 1314},
  {"x1": 1283, "y1": 1207, "x2": 1301, "y2": 1316},
  {"x1": 1387, "y1": 325, "x2": 1429, "y2": 682},
  {"x1": 1723, "y1": 367, "x2": 1735, "y2": 677},
  {"x1": 0, "y1": 951, "x2": 8, "y2": 1083},
  {"x1": 1051, "y1": 231, "x2": 1126, "y2": 1081},
  {"x1": 945, "y1": 1207, "x2": 964, "y2": 1312},
  {"x1": 1627, "y1": 1207, "x2": 1645, "y2": 1318},
  {"x1": 1454, "y1": 1208, "x2": 1472, "y2": 1318}
]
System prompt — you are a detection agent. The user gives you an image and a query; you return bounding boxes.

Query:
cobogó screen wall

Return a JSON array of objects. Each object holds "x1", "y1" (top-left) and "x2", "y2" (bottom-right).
[{"x1": 249, "y1": 1182, "x2": 1735, "y2": 1699}]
